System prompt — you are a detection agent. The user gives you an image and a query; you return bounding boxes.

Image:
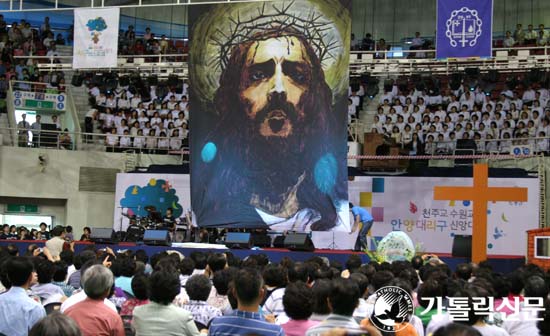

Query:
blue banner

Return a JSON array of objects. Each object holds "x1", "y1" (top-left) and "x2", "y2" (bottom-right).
[{"x1": 436, "y1": 0, "x2": 493, "y2": 59}]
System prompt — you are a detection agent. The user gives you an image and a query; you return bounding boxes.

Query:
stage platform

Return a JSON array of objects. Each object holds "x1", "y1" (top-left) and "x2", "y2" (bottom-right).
[{"x1": 0, "y1": 240, "x2": 525, "y2": 274}]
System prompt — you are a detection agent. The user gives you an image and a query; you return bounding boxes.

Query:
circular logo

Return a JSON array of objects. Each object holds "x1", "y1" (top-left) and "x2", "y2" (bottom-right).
[
  {"x1": 522, "y1": 147, "x2": 530, "y2": 155},
  {"x1": 57, "y1": 95, "x2": 65, "y2": 102},
  {"x1": 513, "y1": 147, "x2": 521, "y2": 155},
  {"x1": 369, "y1": 286, "x2": 414, "y2": 332}
]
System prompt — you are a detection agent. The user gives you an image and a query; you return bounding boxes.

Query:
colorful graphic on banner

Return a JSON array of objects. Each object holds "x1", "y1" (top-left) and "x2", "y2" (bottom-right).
[
  {"x1": 13, "y1": 91, "x2": 66, "y2": 111},
  {"x1": 348, "y1": 176, "x2": 538, "y2": 256},
  {"x1": 436, "y1": 0, "x2": 493, "y2": 59},
  {"x1": 113, "y1": 174, "x2": 190, "y2": 232},
  {"x1": 189, "y1": 0, "x2": 351, "y2": 231},
  {"x1": 73, "y1": 8, "x2": 120, "y2": 69}
]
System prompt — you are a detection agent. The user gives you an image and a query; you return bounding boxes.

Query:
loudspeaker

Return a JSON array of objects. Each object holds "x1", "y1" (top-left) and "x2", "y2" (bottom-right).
[
  {"x1": 125, "y1": 225, "x2": 145, "y2": 242},
  {"x1": 452, "y1": 235, "x2": 472, "y2": 258},
  {"x1": 225, "y1": 232, "x2": 252, "y2": 249},
  {"x1": 284, "y1": 233, "x2": 315, "y2": 252},
  {"x1": 143, "y1": 230, "x2": 171, "y2": 246},
  {"x1": 90, "y1": 228, "x2": 116, "y2": 244}
]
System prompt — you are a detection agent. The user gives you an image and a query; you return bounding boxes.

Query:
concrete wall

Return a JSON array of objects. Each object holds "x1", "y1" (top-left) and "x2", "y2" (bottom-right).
[{"x1": 0, "y1": 146, "x2": 180, "y2": 234}]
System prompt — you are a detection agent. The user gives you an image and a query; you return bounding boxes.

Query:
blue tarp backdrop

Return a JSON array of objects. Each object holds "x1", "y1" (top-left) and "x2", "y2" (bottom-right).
[{"x1": 436, "y1": 0, "x2": 493, "y2": 59}]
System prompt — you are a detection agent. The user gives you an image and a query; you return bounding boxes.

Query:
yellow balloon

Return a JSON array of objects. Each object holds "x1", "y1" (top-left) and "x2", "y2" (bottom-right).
[{"x1": 149, "y1": 178, "x2": 157, "y2": 186}]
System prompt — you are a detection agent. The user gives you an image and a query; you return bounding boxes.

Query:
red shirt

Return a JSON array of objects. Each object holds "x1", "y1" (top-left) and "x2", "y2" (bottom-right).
[
  {"x1": 120, "y1": 298, "x2": 149, "y2": 316},
  {"x1": 65, "y1": 298, "x2": 125, "y2": 336}
]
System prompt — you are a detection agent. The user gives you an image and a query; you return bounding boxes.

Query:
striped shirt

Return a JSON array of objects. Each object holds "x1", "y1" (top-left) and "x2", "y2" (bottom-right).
[
  {"x1": 209, "y1": 310, "x2": 284, "y2": 336},
  {"x1": 182, "y1": 300, "x2": 222, "y2": 327},
  {"x1": 305, "y1": 314, "x2": 363, "y2": 336},
  {"x1": 262, "y1": 288, "x2": 285, "y2": 317}
]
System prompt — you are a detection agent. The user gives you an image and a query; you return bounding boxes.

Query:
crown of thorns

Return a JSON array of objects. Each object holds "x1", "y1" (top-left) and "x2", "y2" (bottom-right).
[{"x1": 209, "y1": 1, "x2": 340, "y2": 72}]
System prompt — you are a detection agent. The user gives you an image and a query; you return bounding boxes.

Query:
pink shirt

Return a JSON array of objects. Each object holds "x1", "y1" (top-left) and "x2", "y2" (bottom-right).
[
  {"x1": 65, "y1": 298, "x2": 125, "y2": 336},
  {"x1": 281, "y1": 319, "x2": 319, "y2": 336}
]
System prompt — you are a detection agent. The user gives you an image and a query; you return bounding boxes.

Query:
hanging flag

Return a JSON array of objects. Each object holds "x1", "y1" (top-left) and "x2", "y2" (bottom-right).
[
  {"x1": 73, "y1": 8, "x2": 120, "y2": 69},
  {"x1": 436, "y1": 0, "x2": 493, "y2": 59}
]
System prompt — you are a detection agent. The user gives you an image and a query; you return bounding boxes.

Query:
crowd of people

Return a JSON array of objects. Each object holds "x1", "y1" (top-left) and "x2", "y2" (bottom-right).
[
  {"x1": 1, "y1": 231, "x2": 550, "y2": 336},
  {"x1": 86, "y1": 80, "x2": 190, "y2": 153},
  {"x1": 0, "y1": 223, "x2": 89, "y2": 242},
  {"x1": 364, "y1": 79, "x2": 550, "y2": 155}
]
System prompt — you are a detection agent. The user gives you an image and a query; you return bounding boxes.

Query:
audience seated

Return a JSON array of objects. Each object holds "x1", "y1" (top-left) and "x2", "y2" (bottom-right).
[
  {"x1": 369, "y1": 79, "x2": 550, "y2": 155},
  {"x1": 182, "y1": 274, "x2": 222, "y2": 328},
  {"x1": 132, "y1": 268, "x2": 201, "y2": 335},
  {"x1": 209, "y1": 268, "x2": 284, "y2": 336},
  {"x1": 2, "y1": 236, "x2": 550, "y2": 336},
  {"x1": 64, "y1": 264, "x2": 125, "y2": 336},
  {"x1": 0, "y1": 256, "x2": 46, "y2": 336},
  {"x1": 29, "y1": 312, "x2": 82, "y2": 336},
  {"x1": 119, "y1": 274, "x2": 149, "y2": 316}
]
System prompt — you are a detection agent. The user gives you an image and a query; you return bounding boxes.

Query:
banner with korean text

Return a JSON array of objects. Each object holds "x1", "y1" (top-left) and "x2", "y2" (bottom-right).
[
  {"x1": 73, "y1": 8, "x2": 119, "y2": 69},
  {"x1": 436, "y1": 0, "x2": 493, "y2": 58},
  {"x1": 348, "y1": 176, "x2": 539, "y2": 256}
]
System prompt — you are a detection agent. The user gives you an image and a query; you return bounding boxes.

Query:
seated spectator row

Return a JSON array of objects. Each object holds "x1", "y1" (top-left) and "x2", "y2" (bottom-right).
[
  {"x1": 366, "y1": 81, "x2": 550, "y2": 154},
  {"x1": 2, "y1": 234, "x2": 550, "y2": 336}
]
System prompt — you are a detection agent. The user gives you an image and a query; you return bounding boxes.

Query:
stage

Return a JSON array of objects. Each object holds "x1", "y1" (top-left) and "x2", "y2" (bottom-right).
[{"x1": 0, "y1": 240, "x2": 525, "y2": 274}]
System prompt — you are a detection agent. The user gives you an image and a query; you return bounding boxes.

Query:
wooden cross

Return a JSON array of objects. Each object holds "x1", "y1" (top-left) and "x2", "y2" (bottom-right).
[{"x1": 433, "y1": 164, "x2": 528, "y2": 263}]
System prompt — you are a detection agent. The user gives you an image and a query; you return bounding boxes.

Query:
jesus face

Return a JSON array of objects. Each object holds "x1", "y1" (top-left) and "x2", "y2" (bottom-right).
[{"x1": 239, "y1": 36, "x2": 312, "y2": 138}]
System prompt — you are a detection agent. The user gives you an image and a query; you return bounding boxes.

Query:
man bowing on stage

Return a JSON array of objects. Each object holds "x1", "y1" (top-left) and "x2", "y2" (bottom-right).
[{"x1": 349, "y1": 203, "x2": 374, "y2": 251}]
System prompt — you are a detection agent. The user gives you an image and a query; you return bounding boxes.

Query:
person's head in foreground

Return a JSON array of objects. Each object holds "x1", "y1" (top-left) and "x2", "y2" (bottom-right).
[{"x1": 29, "y1": 312, "x2": 82, "y2": 336}]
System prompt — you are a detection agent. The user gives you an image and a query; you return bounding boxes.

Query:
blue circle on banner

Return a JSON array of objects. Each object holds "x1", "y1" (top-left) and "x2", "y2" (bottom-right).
[
  {"x1": 201, "y1": 142, "x2": 217, "y2": 163},
  {"x1": 14, "y1": 99, "x2": 21, "y2": 106},
  {"x1": 57, "y1": 95, "x2": 65, "y2": 102},
  {"x1": 523, "y1": 147, "x2": 530, "y2": 155},
  {"x1": 14, "y1": 91, "x2": 21, "y2": 98},
  {"x1": 513, "y1": 147, "x2": 521, "y2": 155},
  {"x1": 463, "y1": 200, "x2": 470, "y2": 206},
  {"x1": 57, "y1": 103, "x2": 64, "y2": 110}
]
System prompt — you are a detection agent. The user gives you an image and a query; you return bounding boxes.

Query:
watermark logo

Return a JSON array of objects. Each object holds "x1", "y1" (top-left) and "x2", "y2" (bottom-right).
[
  {"x1": 370, "y1": 286, "x2": 414, "y2": 332},
  {"x1": 445, "y1": 7, "x2": 483, "y2": 48}
]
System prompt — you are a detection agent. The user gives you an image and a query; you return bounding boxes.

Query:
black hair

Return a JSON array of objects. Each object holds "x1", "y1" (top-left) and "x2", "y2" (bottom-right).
[
  {"x1": 120, "y1": 257, "x2": 136, "y2": 277},
  {"x1": 263, "y1": 264, "x2": 288, "y2": 288},
  {"x1": 288, "y1": 263, "x2": 309, "y2": 283},
  {"x1": 213, "y1": 267, "x2": 238, "y2": 296},
  {"x1": 311, "y1": 278, "x2": 332, "y2": 315},
  {"x1": 349, "y1": 272, "x2": 369, "y2": 297},
  {"x1": 207, "y1": 253, "x2": 227, "y2": 273},
  {"x1": 6, "y1": 257, "x2": 34, "y2": 286},
  {"x1": 283, "y1": 281, "x2": 313, "y2": 320},
  {"x1": 233, "y1": 268, "x2": 263, "y2": 305},
  {"x1": 134, "y1": 249, "x2": 149, "y2": 264},
  {"x1": 524, "y1": 275, "x2": 549, "y2": 300},
  {"x1": 66, "y1": 226, "x2": 73, "y2": 233},
  {"x1": 186, "y1": 274, "x2": 212, "y2": 301},
  {"x1": 176, "y1": 258, "x2": 194, "y2": 276},
  {"x1": 411, "y1": 256, "x2": 423, "y2": 270},
  {"x1": 345, "y1": 255, "x2": 362, "y2": 272},
  {"x1": 52, "y1": 261, "x2": 68, "y2": 282},
  {"x1": 507, "y1": 270, "x2": 524, "y2": 295},
  {"x1": 371, "y1": 270, "x2": 394, "y2": 291},
  {"x1": 149, "y1": 270, "x2": 180, "y2": 305},
  {"x1": 455, "y1": 263, "x2": 473, "y2": 281},
  {"x1": 190, "y1": 252, "x2": 207, "y2": 270},
  {"x1": 51, "y1": 225, "x2": 65, "y2": 237},
  {"x1": 329, "y1": 278, "x2": 360, "y2": 316},
  {"x1": 59, "y1": 250, "x2": 74, "y2": 266},
  {"x1": 418, "y1": 279, "x2": 444, "y2": 309},
  {"x1": 131, "y1": 274, "x2": 149, "y2": 301}
]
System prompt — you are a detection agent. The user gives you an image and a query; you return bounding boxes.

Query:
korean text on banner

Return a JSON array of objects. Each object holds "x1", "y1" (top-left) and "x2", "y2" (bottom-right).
[
  {"x1": 436, "y1": 0, "x2": 493, "y2": 59},
  {"x1": 73, "y1": 8, "x2": 120, "y2": 69}
]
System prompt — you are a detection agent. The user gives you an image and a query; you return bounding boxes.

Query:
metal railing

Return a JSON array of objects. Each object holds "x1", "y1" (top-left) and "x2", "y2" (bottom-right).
[
  {"x1": 12, "y1": 45, "x2": 550, "y2": 76},
  {"x1": 1, "y1": 126, "x2": 547, "y2": 159},
  {"x1": 1, "y1": 126, "x2": 188, "y2": 154}
]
